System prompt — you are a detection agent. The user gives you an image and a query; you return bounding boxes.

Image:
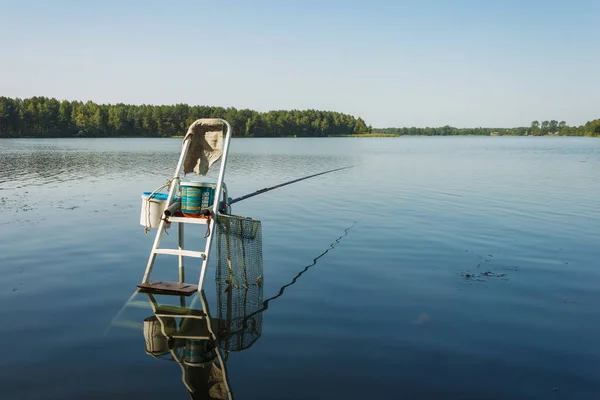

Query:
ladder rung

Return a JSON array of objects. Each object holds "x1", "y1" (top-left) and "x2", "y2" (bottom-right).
[
  {"x1": 153, "y1": 249, "x2": 206, "y2": 258},
  {"x1": 167, "y1": 216, "x2": 210, "y2": 225},
  {"x1": 155, "y1": 305, "x2": 206, "y2": 317},
  {"x1": 171, "y1": 334, "x2": 212, "y2": 340}
]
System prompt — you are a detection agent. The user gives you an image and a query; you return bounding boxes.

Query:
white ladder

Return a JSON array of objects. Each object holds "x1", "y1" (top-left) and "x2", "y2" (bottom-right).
[{"x1": 139, "y1": 118, "x2": 232, "y2": 294}]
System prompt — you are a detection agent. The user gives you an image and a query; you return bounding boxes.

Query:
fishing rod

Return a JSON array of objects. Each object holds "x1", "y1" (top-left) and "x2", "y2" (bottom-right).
[{"x1": 225, "y1": 165, "x2": 355, "y2": 207}]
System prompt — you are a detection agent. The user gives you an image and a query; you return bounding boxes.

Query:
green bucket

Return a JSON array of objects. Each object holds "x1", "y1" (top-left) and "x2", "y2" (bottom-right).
[{"x1": 180, "y1": 181, "x2": 216, "y2": 217}]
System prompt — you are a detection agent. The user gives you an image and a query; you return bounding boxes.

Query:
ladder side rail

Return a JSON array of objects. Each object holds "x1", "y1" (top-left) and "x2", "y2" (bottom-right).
[
  {"x1": 142, "y1": 138, "x2": 193, "y2": 283},
  {"x1": 198, "y1": 120, "x2": 232, "y2": 289},
  {"x1": 145, "y1": 293, "x2": 196, "y2": 394},
  {"x1": 211, "y1": 119, "x2": 232, "y2": 216},
  {"x1": 199, "y1": 290, "x2": 234, "y2": 399},
  {"x1": 178, "y1": 222, "x2": 184, "y2": 282}
]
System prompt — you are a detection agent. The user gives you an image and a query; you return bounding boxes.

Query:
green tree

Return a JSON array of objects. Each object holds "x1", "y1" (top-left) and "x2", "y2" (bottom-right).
[
  {"x1": 0, "y1": 97, "x2": 19, "y2": 137},
  {"x1": 583, "y1": 119, "x2": 600, "y2": 137},
  {"x1": 530, "y1": 120, "x2": 540, "y2": 136},
  {"x1": 549, "y1": 120, "x2": 558, "y2": 134},
  {"x1": 58, "y1": 100, "x2": 73, "y2": 135},
  {"x1": 108, "y1": 104, "x2": 127, "y2": 136},
  {"x1": 558, "y1": 121, "x2": 567, "y2": 135},
  {"x1": 541, "y1": 120, "x2": 550, "y2": 135}
]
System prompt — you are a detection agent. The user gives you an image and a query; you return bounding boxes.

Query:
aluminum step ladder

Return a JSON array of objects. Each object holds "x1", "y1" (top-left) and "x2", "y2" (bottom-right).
[{"x1": 139, "y1": 118, "x2": 232, "y2": 294}]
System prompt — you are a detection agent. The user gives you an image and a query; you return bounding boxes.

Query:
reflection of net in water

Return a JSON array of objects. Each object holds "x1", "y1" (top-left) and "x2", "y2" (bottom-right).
[{"x1": 215, "y1": 214, "x2": 263, "y2": 352}]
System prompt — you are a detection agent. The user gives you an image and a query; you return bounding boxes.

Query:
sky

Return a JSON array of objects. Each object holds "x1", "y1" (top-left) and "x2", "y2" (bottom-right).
[{"x1": 1, "y1": 0, "x2": 599, "y2": 128}]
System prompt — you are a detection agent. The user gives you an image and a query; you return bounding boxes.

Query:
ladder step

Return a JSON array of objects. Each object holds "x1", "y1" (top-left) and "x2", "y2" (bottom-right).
[
  {"x1": 137, "y1": 281, "x2": 198, "y2": 296},
  {"x1": 153, "y1": 249, "x2": 206, "y2": 258}
]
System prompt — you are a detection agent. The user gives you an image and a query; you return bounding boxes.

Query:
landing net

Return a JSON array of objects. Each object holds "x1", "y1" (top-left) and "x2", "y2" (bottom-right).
[{"x1": 215, "y1": 214, "x2": 263, "y2": 352}]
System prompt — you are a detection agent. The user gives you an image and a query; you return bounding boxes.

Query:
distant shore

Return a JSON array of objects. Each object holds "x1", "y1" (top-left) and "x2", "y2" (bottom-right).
[
  {"x1": 333, "y1": 133, "x2": 599, "y2": 138},
  {"x1": 3, "y1": 133, "x2": 598, "y2": 139},
  {"x1": 2, "y1": 97, "x2": 598, "y2": 139}
]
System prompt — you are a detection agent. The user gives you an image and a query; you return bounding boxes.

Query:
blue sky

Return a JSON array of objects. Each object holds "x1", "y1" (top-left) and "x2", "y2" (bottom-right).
[{"x1": 1, "y1": 0, "x2": 598, "y2": 128}]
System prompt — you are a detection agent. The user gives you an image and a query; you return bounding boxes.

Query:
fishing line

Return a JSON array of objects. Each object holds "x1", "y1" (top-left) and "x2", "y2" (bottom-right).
[{"x1": 221, "y1": 221, "x2": 356, "y2": 347}]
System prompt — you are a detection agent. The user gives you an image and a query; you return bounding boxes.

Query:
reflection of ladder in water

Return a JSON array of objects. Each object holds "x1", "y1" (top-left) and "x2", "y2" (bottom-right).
[
  {"x1": 108, "y1": 290, "x2": 233, "y2": 399},
  {"x1": 139, "y1": 119, "x2": 232, "y2": 295},
  {"x1": 148, "y1": 291, "x2": 233, "y2": 398}
]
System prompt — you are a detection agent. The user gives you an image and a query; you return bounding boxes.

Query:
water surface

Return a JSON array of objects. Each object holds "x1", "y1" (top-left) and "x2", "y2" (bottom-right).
[{"x1": 1, "y1": 137, "x2": 599, "y2": 399}]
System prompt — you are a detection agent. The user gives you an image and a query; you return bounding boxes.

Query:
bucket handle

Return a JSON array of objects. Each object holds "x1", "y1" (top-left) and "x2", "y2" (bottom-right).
[{"x1": 144, "y1": 179, "x2": 174, "y2": 234}]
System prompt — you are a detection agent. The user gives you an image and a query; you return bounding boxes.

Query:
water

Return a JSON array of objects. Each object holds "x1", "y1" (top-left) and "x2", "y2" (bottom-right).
[{"x1": 1, "y1": 137, "x2": 599, "y2": 399}]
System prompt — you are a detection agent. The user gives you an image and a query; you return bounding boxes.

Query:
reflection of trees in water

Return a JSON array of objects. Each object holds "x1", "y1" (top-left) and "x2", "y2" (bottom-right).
[
  {"x1": 0, "y1": 151, "x2": 177, "y2": 188},
  {"x1": 0, "y1": 148, "x2": 355, "y2": 190}
]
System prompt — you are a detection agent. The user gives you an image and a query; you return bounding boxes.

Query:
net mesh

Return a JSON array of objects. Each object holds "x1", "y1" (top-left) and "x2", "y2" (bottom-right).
[{"x1": 215, "y1": 214, "x2": 263, "y2": 352}]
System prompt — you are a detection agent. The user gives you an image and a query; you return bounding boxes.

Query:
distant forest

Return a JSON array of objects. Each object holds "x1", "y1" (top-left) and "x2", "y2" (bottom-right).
[
  {"x1": 1, "y1": 96, "x2": 598, "y2": 138},
  {"x1": 0, "y1": 96, "x2": 370, "y2": 138},
  {"x1": 373, "y1": 119, "x2": 600, "y2": 137}
]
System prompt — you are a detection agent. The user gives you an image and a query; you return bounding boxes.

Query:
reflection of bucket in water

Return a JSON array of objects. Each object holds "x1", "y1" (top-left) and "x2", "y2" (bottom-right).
[
  {"x1": 143, "y1": 316, "x2": 176, "y2": 356},
  {"x1": 184, "y1": 340, "x2": 217, "y2": 366}
]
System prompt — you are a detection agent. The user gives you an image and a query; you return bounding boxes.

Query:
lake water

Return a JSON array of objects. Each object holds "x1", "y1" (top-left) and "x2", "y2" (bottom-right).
[{"x1": 1, "y1": 137, "x2": 599, "y2": 399}]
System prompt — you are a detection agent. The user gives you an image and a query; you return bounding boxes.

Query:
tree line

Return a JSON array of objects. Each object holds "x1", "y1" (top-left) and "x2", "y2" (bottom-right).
[
  {"x1": 373, "y1": 119, "x2": 600, "y2": 137},
  {"x1": 527, "y1": 120, "x2": 600, "y2": 136},
  {"x1": 2, "y1": 96, "x2": 598, "y2": 138},
  {"x1": 374, "y1": 126, "x2": 527, "y2": 136},
  {"x1": 0, "y1": 96, "x2": 370, "y2": 138}
]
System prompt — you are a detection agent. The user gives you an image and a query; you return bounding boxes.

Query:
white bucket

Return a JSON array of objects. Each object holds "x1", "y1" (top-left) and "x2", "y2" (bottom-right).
[{"x1": 140, "y1": 192, "x2": 171, "y2": 229}]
